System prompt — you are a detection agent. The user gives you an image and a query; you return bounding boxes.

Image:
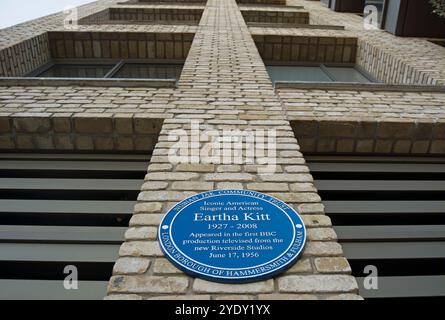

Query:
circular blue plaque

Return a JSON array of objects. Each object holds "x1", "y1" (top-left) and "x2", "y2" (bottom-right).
[{"x1": 158, "y1": 189, "x2": 306, "y2": 283}]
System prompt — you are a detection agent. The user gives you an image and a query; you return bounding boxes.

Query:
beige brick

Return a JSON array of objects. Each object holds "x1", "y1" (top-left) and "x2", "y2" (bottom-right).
[
  {"x1": 145, "y1": 172, "x2": 199, "y2": 181},
  {"x1": 130, "y1": 214, "x2": 164, "y2": 226},
  {"x1": 259, "y1": 294, "x2": 318, "y2": 300},
  {"x1": 278, "y1": 275, "x2": 358, "y2": 293},
  {"x1": 125, "y1": 227, "x2": 157, "y2": 241},
  {"x1": 302, "y1": 215, "x2": 332, "y2": 228},
  {"x1": 303, "y1": 242, "x2": 343, "y2": 256},
  {"x1": 307, "y1": 228, "x2": 337, "y2": 241},
  {"x1": 119, "y1": 241, "x2": 163, "y2": 257},
  {"x1": 74, "y1": 118, "x2": 112, "y2": 134},
  {"x1": 153, "y1": 258, "x2": 182, "y2": 275},
  {"x1": 109, "y1": 276, "x2": 188, "y2": 294},
  {"x1": 204, "y1": 173, "x2": 254, "y2": 182},
  {"x1": 176, "y1": 164, "x2": 215, "y2": 172},
  {"x1": 247, "y1": 183, "x2": 289, "y2": 192},
  {"x1": 104, "y1": 294, "x2": 144, "y2": 300},
  {"x1": 138, "y1": 191, "x2": 195, "y2": 201},
  {"x1": 172, "y1": 181, "x2": 213, "y2": 191},
  {"x1": 314, "y1": 257, "x2": 352, "y2": 274},
  {"x1": 285, "y1": 258, "x2": 313, "y2": 274},
  {"x1": 113, "y1": 257, "x2": 151, "y2": 275},
  {"x1": 193, "y1": 279, "x2": 274, "y2": 294}
]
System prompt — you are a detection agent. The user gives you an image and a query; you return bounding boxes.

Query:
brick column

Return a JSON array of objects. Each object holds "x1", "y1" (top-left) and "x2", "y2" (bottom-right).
[{"x1": 106, "y1": 0, "x2": 361, "y2": 300}]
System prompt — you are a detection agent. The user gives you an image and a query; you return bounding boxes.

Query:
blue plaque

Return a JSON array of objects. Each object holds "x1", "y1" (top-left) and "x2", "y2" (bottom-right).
[{"x1": 158, "y1": 189, "x2": 306, "y2": 283}]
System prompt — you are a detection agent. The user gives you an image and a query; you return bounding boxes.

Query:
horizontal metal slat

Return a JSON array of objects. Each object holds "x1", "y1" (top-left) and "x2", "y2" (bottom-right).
[
  {"x1": 342, "y1": 242, "x2": 445, "y2": 259},
  {"x1": 0, "y1": 243, "x2": 120, "y2": 262},
  {"x1": 0, "y1": 280, "x2": 108, "y2": 300},
  {"x1": 357, "y1": 276, "x2": 445, "y2": 298},
  {"x1": 306, "y1": 156, "x2": 445, "y2": 164},
  {"x1": 0, "y1": 225, "x2": 126, "y2": 243},
  {"x1": 0, "y1": 199, "x2": 136, "y2": 214},
  {"x1": 0, "y1": 160, "x2": 148, "y2": 171},
  {"x1": 0, "y1": 178, "x2": 142, "y2": 191},
  {"x1": 308, "y1": 162, "x2": 445, "y2": 173},
  {"x1": 314, "y1": 180, "x2": 445, "y2": 191},
  {"x1": 335, "y1": 225, "x2": 445, "y2": 241},
  {"x1": 0, "y1": 153, "x2": 150, "y2": 161},
  {"x1": 323, "y1": 201, "x2": 445, "y2": 214}
]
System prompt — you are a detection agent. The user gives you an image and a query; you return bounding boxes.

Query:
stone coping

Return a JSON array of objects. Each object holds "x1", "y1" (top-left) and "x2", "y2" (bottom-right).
[
  {"x1": 0, "y1": 78, "x2": 177, "y2": 88},
  {"x1": 239, "y1": 6, "x2": 305, "y2": 12},
  {"x1": 247, "y1": 23, "x2": 345, "y2": 30},
  {"x1": 275, "y1": 81, "x2": 445, "y2": 93},
  {"x1": 110, "y1": 4, "x2": 206, "y2": 9},
  {"x1": 238, "y1": 4, "x2": 304, "y2": 10}
]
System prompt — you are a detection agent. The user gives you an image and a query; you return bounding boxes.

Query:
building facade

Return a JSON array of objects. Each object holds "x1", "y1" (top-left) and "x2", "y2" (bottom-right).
[{"x1": 0, "y1": 0, "x2": 444, "y2": 300}]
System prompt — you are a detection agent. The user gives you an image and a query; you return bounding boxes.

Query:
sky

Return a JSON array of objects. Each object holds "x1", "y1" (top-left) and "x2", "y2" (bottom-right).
[{"x1": 0, "y1": 0, "x2": 96, "y2": 29}]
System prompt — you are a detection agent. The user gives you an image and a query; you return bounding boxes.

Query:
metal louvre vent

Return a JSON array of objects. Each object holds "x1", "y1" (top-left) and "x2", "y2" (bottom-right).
[
  {"x1": 0, "y1": 153, "x2": 150, "y2": 300},
  {"x1": 307, "y1": 156, "x2": 445, "y2": 299}
]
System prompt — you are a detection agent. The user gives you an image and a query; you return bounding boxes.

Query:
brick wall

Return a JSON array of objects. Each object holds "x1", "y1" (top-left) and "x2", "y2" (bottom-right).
[
  {"x1": 288, "y1": 0, "x2": 445, "y2": 85},
  {"x1": 253, "y1": 33, "x2": 357, "y2": 63},
  {"x1": 48, "y1": 31, "x2": 194, "y2": 60},
  {"x1": 1, "y1": 0, "x2": 445, "y2": 301},
  {"x1": 103, "y1": 0, "x2": 360, "y2": 300},
  {"x1": 79, "y1": 6, "x2": 204, "y2": 25},
  {"x1": 0, "y1": 33, "x2": 50, "y2": 77},
  {"x1": 241, "y1": 9, "x2": 309, "y2": 24},
  {"x1": 0, "y1": 114, "x2": 163, "y2": 152}
]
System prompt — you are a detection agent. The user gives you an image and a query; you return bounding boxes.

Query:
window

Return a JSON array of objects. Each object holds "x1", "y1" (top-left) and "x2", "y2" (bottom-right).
[
  {"x1": 29, "y1": 60, "x2": 184, "y2": 81},
  {"x1": 112, "y1": 63, "x2": 183, "y2": 80},
  {"x1": 307, "y1": 156, "x2": 445, "y2": 299},
  {"x1": 38, "y1": 64, "x2": 115, "y2": 78},
  {"x1": 0, "y1": 153, "x2": 150, "y2": 300},
  {"x1": 266, "y1": 64, "x2": 375, "y2": 84}
]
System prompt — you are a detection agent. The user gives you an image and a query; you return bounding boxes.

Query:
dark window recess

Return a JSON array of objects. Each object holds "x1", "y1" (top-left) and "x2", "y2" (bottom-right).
[
  {"x1": 307, "y1": 156, "x2": 445, "y2": 299},
  {"x1": 30, "y1": 60, "x2": 184, "y2": 80},
  {"x1": 112, "y1": 63, "x2": 183, "y2": 80},
  {"x1": 0, "y1": 153, "x2": 150, "y2": 300},
  {"x1": 266, "y1": 64, "x2": 375, "y2": 84},
  {"x1": 38, "y1": 64, "x2": 115, "y2": 78}
]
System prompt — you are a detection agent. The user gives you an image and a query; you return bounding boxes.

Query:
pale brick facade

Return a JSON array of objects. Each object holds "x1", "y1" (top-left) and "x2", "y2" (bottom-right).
[{"x1": 0, "y1": 0, "x2": 444, "y2": 300}]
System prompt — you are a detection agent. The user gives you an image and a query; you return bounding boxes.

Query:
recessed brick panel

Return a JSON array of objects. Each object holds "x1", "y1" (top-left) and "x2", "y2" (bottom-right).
[
  {"x1": 0, "y1": 115, "x2": 163, "y2": 152},
  {"x1": 237, "y1": 0, "x2": 287, "y2": 5},
  {"x1": 0, "y1": 33, "x2": 50, "y2": 77},
  {"x1": 290, "y1": 119, "x2": 445, "y2": 155},
  {"x1": 253, "y1": 34, "x2": 357, "y2": 63},
  {"x1": 48, "y1": 31, "x2": 194, "y2": 60},
  {"x1": 79, "y1": 7, "x2": 204, "y2": 25},
  {"x1": 242, "y1": 10, "x2": 309, "y2": 24}
]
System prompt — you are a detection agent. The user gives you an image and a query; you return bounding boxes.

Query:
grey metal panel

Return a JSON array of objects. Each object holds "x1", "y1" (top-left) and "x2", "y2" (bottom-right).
[
  {"x1": 314, "y1": 180, "x2": 445, "y2": 191},
  {"x1": 0, "y1": 225, "x2": 126, "y2": 243},
  {"x1": 323, "y1": 201, "x2": 445, "y2": 213},
  {"x1": 0, "y1": 199, "x2": 136, "y2": 214},
  {"x1": 0, "y1": 280, "x2": 108, "y2": 300},
  {"x1": 335, "y1": 225, "x2": 445, "y2": 241},
  {"x1": 0, "y1": 243, "x2": 120, "y2": 262},
  {"x1": 0, "y1": 153, "x2": 150, "y2": 161},
  {"x1": 342, "y1": 242, "x2": 445, "y2": 259},
  {"x1": 383, "y1": 0, "x2": 402, "y2": 35},
  {"x1": 0, "y1": 178, "x2": 143, "y2": 190},
  {"x1": 0, "y1": 160, "x2": 148, "y2": 171},
  {"x1": 308, "y1": 162, "x2": 445, "y2": 173},
  {"x1": 306, "y1": 156, "x2": 445, "y2": 164},
  {"x1": 357, "y1": 276, "x2": 445, "y2": 298}
]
